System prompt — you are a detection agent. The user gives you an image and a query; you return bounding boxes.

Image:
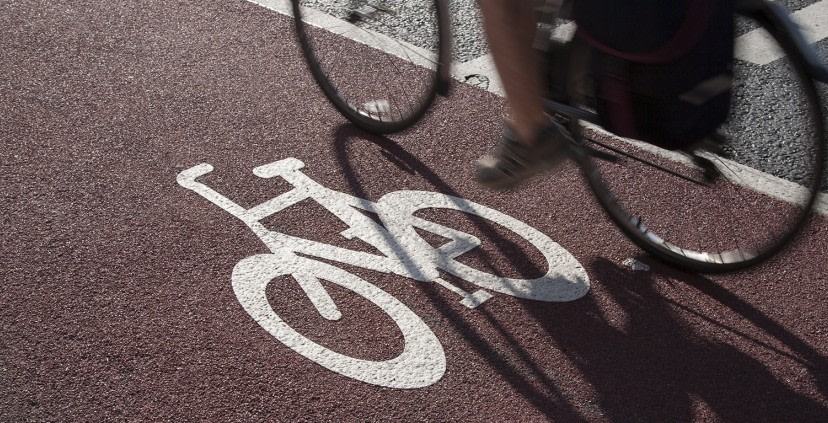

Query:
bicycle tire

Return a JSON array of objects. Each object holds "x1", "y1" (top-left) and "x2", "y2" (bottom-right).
[
  {"x1": 579, "y1": 7, "x2": 825, "y2": 273},
  {"x1": 377, "y1": 191, "x2": 590, "y2": 302},
  {"x1": 292, "y1": 0, "x2": 450, "y2": 134},
  {"x1": 231, "y1": 252, "x2": 445, "y2": 388}
]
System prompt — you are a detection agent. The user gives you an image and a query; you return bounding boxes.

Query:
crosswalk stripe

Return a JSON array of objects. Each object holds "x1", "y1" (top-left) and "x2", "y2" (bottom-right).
[{"x1": 735, "y1": 0, "x2": 828, "y2": 65}]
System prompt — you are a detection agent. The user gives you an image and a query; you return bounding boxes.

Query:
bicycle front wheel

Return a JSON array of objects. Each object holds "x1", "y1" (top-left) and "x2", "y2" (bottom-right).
[
  {"x1": 582, "y1": 9, "x2": 825, "y2": 273},
  {"x1": 232, "y1": 252, "x2": 446, "y2": 388},
  {"x1": 292, "y1": 0, "x2": 449, "y2": 133},
  {"x1": 377, "y1": 191, "x2": 591, "y2": 302}
]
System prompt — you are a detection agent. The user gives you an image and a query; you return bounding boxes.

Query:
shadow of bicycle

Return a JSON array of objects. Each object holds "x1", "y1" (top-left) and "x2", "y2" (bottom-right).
[
  {"x1": 524, "y1": 256, "x2": 828, "y2": 421},
  {"x1": 331, "y1": 123, "x2": 827, "y2": 421},
  {"x1": 331, "y1": 122, "x2": 590, "y2": 418},
  {"x1": 331, "y1": 123, "x2": 555, "y2": 285}
]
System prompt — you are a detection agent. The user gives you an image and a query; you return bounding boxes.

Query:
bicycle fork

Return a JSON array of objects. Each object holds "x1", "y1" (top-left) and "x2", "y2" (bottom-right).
[{"x1": 252, "y1": 159, "x2": 493, "y2": 308}]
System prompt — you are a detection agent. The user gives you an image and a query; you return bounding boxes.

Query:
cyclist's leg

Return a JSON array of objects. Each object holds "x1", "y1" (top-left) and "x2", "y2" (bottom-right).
[
  {"x1": 477, "y1": 0, "x2": 546, "y2": 142},
  {"x1": 475, "y1": 0, "x2": 571, "y2": 190}
]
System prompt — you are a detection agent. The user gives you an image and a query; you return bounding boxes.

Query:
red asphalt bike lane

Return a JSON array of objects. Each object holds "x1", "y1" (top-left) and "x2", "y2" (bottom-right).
[{"x1": 2, "y1": 0, "x2": 827, "y2": 421}]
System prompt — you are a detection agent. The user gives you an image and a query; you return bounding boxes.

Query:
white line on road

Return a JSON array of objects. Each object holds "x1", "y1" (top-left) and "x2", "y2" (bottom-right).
[
  {"x1": 249, "y1": 0, "x2": 291, "y2": 15},
  {"x1": 735, "y1": 0, "x2": 828, "y2": 65}
]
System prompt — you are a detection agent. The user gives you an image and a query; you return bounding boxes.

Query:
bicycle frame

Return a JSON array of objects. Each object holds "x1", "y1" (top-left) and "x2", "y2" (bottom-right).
[
  {"x1": 177, "y1": 158, "x2": 495, "y2": 307},
  {"x1": 176, "y1": 157, "x2": 592, "y2": 387},
  {"x1": 178, "y1": 158, "x2": 591, "y2": 305}
]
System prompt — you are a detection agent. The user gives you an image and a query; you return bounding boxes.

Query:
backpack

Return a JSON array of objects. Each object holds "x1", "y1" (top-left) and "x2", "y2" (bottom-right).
[{"x1": 570, "y1": 0, "x2": 734, "y2": 149}]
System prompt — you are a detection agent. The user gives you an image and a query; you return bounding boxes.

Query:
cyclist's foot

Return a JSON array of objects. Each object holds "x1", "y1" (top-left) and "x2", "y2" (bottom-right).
[{"x1": 475, "y1": 122, "x2": 571, "y2": 190}]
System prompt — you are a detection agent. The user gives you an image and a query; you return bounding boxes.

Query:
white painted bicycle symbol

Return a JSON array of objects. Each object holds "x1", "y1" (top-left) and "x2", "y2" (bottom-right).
[{"x1": 177, "y1": 158, "x2": 589, "y2": 388}]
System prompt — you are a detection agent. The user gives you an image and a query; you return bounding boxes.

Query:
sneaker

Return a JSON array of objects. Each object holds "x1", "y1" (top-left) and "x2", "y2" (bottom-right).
[{"x1": 475, "y1": 123, "x2": 571, "y2": 190}]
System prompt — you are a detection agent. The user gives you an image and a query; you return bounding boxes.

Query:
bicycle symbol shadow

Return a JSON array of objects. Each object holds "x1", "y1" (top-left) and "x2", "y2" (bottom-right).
[
  {"x1": 176, "y1": 130, "x2": 590, "y2": 389},
  {"x1": 527, "y1": 258, "x2": 828, "y2": 421},
  {"x1": 329, "y1": 124, "x2": 828, "y2": 420}
]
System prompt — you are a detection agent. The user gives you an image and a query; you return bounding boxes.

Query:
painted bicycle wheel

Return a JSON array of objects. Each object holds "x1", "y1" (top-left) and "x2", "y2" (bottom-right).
[{"x1": 232, "y1": 251, "x2": 445, "y2": 388}]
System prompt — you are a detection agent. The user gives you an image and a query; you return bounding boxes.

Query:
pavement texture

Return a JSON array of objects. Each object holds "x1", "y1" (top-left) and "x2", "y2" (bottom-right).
[{"x1": 2, "y1": 0, "x2": 827, "y2": 421}]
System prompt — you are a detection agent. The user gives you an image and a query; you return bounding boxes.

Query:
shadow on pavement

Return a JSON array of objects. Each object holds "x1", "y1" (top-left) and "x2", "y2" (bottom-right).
[
  {"x1": 526, "y1": 256, "x2": 828, "y2": 421},
  {"x1": 332, "y1": 123, "x2": 585, "y2": 420},
  {"x1": 330, "y1": 123, "x2": 827, "y2": 421}
]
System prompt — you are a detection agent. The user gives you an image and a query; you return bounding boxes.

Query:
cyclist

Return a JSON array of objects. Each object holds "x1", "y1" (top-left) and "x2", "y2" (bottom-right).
[{"x1": 474, "y1": 0, "x2": 571, "y2": 190}]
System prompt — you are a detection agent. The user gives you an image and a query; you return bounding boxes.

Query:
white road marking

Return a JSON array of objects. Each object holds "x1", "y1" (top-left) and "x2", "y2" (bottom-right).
[
  {"x1": 736, "y1": 0, "x2": 828, "y2": 65},
  {"x1": 255, "y1": 0, "x2": 441, "y2": 70},
  {"x1": 179, "y1": 159, "x2": 591, "y2": 387},
  {"x1": 249, "y1": 0, "x2": 291, "y2": 15}
]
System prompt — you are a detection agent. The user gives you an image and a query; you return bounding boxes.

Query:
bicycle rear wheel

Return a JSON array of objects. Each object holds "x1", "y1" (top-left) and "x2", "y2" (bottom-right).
[
  {"x1": 581, "y1": 10, "x2": 825, "y2": 273},
  {"x1": 292, "y1": 0, "x2": 449, "y2": 133}
]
